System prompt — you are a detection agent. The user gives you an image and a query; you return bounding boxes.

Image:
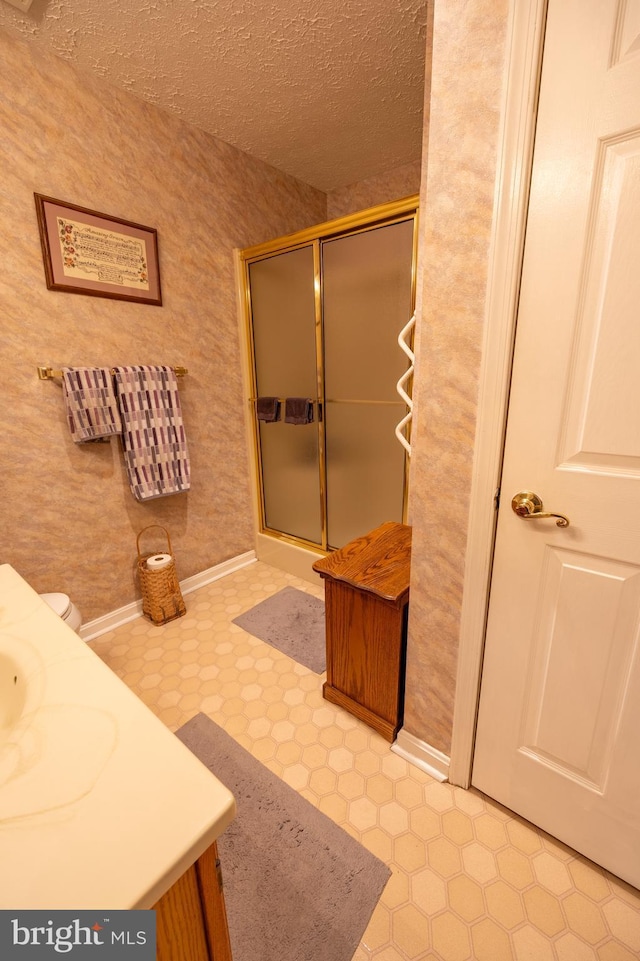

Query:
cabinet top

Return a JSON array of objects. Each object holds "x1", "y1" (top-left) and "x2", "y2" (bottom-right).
[
  {"x1": 312, "y1": 522, "x2": 411, "y2": 603},
  {"x1": 0, "y1": 564, "x2": 236, "y2": 911}
]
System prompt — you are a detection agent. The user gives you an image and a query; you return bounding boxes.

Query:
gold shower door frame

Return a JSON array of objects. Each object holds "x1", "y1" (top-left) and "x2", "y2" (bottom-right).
[{"x1": 239, "y1": 195, "x2": 419, "y2": 554}]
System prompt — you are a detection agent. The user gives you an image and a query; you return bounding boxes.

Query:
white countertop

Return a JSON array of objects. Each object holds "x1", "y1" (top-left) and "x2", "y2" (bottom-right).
[{"x1": 0, "y1": 564, "x2": 236, "y2": 909}]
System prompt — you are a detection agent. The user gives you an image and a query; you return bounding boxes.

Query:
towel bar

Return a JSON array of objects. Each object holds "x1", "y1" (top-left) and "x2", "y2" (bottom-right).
[{"x1": 37, "y1": 365, "x2": 188, "y2": 380}]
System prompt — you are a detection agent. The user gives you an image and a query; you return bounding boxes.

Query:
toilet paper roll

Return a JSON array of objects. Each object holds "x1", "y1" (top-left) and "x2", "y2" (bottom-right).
[{"x1": 146, "y1": 553, "x2": 172, "y2": 571}]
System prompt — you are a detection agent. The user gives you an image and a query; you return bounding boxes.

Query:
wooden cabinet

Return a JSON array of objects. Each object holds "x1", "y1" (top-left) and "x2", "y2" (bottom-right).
[
  {"x1": 154, "y1": 841, "x2": 232, "y2": 961},
  {"x1": 313, "y1": 522, "x2": 411, "y2": 742}
]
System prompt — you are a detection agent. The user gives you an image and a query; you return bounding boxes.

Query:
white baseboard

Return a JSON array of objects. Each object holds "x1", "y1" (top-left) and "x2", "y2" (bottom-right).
[
  {"x1": 179, "y1": 551, "x2": 256, "y2": 597},
  {"x1": 81, "y1": 550, "x2": 257, "y2": 642},
  {"x1": 392, "y1": 728, "x2": 450, "y2": 782}
]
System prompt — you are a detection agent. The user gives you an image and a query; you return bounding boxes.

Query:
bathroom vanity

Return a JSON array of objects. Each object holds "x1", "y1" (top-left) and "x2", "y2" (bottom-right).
[{"x1": 0, "y1": 564, "x2": 235, "y2": 959}]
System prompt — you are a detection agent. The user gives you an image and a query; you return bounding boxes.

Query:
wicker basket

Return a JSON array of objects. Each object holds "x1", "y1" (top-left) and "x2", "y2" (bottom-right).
[{"x1": 136, "y1": 525, "x2": 186, "y2": 626}]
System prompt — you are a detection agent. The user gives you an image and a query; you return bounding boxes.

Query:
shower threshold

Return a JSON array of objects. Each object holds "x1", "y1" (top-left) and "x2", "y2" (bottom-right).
[{"x1": 255, "y1": 531, "x2": 324, "y2": 585}]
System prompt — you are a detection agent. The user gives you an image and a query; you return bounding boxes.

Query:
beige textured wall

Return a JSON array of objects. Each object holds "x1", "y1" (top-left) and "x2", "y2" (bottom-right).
[
  {"x1": 404, "y1": 0, "x2": 510, "y2": 755},
  {"x1": 326, "y1": 161, "x2": 423, "y2": 220},
  {"x1": 1, "y1": 28, "x2": 326, "y2": 622}
]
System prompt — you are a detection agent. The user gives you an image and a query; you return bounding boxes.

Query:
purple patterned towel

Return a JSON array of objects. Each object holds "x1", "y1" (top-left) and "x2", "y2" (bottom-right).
[
  {"x1": 113, "y1": 365, "x2": 190, "y2": 501},
  {"x1": 62, "y1": 367, "x2": 122, "y2": 443}
]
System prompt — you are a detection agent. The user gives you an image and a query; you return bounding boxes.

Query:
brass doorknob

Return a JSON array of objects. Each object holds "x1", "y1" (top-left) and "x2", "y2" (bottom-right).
[{"x1": 511, "y1": 491, "x2": 570, "y2": 528}]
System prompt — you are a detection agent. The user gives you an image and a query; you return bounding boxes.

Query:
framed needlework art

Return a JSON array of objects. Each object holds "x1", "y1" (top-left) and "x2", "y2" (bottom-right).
[{"x1": 34, "y1": 194, "x2": 162, "y2": 306}]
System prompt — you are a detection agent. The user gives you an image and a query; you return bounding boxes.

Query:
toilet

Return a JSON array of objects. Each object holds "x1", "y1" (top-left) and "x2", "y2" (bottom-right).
[{"x1": 40, "y1": 592, "x2": 83, "y2": 635}]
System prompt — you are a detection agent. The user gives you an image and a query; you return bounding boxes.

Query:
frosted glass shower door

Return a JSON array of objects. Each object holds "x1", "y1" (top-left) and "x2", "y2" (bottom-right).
[
  {"x1": 322, "y1": 220, "x2": 414, "y2": 548},
  {"x1": 248, "y1": 246, "x2": 322, "y2": 544}
]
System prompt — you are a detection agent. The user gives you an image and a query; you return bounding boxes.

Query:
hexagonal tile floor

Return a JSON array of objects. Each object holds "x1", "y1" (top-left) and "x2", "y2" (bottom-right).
[{"x1": 89, "y1": 560, "x2": 640, "y2": 960}]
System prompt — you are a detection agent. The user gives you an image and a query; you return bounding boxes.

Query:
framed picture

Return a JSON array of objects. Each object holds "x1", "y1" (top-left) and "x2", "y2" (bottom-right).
[{"x1": 34, "y1": 194, "x2": 162, "y2": 306}]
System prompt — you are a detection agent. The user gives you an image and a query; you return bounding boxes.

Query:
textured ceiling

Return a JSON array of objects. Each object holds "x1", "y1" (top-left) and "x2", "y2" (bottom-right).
[{"x1": 0, "y1": 0, "x2": 428, "y2": 191}]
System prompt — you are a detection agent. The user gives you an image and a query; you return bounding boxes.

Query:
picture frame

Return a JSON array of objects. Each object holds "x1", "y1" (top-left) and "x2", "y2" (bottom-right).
[{"x1": 34, "y1": 193, "x2": 162, "y2": 306}]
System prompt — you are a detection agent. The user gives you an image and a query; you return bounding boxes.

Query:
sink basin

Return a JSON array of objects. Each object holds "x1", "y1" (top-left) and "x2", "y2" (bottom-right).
[
  {"x1": 0, "y1": 635, "x2": 45, "y2": 789},
  {"x1": 0, "y1": 634, "x2": 43, "y2": 739},
  {"x1": 0, "y1": 651, "x2": 24, "y2": 733},
  {"x1": 0, "y1": 631, "x2": 120, "y2": 822}
]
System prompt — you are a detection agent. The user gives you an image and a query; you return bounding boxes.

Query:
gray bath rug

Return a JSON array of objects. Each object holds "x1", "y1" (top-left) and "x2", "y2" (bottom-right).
[
  {"x1": 232, "y1": 586, "x2": 326, "y2": 673},
  {"x1": 176, "y1": 713, "x2": 390, "y2": 961}
]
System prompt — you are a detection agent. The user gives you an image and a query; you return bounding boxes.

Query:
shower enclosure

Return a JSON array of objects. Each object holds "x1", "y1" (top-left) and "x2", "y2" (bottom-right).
[{"x1": 239, "y1": 197, "x2": 418, "y2": 556}]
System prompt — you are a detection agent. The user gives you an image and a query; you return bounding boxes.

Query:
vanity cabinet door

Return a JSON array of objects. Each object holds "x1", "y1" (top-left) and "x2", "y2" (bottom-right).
[
  {"x1": 196, "y1": 842, "x2": 233, "y2": 961},
  {"x1": 154, "y1": 841, "x2": 232, "y2": 961}
]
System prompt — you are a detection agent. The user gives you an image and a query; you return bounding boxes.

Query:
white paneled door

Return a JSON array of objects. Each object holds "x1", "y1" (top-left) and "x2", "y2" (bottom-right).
[{"x1": 472, "y1": 0, "x2": 640, "y2": 888}]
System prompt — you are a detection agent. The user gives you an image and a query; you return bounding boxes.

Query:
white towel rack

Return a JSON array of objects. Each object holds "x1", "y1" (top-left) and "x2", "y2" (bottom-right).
[{"x1": 395, "y1": 313, "x2": 416, "y2": 456}]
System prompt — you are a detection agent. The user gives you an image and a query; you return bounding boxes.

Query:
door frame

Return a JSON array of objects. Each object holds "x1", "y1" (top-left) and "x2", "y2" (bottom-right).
[{"x1": 448, "y1": 0, "x2": 548, "y2": 787}]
